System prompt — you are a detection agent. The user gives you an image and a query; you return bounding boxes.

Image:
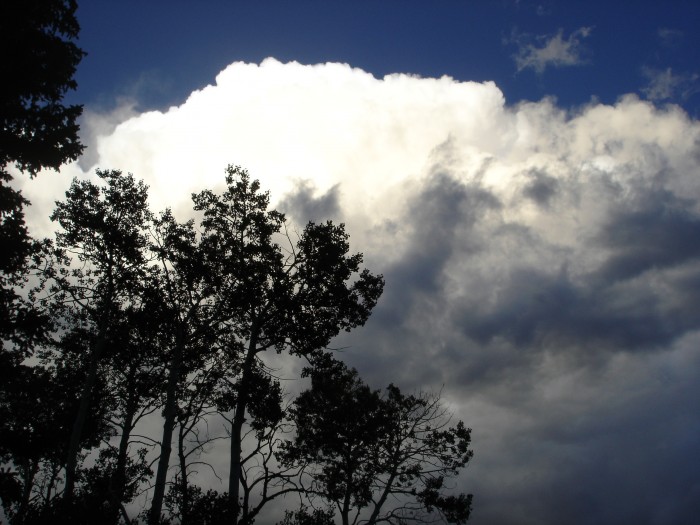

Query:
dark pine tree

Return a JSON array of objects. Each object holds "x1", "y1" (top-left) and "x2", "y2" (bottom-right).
[{"x1": 0, "y1": 0, "x2": 85, "y2": 351}]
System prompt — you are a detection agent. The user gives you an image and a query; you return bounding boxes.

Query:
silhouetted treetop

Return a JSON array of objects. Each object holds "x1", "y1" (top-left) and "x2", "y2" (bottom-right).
[
  {"x1": 0, "y1": 0, "x2": 86, "y2": 358},
  {"x1": 1, "y1": 0, "x2": 85, "y2": 175},
  {"x1": 281, "y1": 355, "x2": 473, "y2": 525}
]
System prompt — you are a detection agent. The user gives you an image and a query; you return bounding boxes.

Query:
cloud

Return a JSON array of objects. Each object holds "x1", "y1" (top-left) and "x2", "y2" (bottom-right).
[
  {"x1": 657, "y1": 27, "x2": 684, "y2": 48},
  {"x1": 77, "y1": 98, "x2": 141, "y2": 169},
  {"x1": 511, "y1": 27, "x2": 593, "y2": 73},
  {"x1": 278, "y1": 180, "x2": 341, "y2": 223},
  {"x1": 15, "y1": 59, "x2": 700, "y2": 524},
  {"x1": 641, "y1": 66, "x2": 700, "y2": 102}
]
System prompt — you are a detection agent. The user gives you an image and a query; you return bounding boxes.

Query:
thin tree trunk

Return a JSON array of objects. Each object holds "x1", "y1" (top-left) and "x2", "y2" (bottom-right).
[
  {"x1": 43, "y1": 461, "x2": 60, "y2": 511},
  {"x1": 366, "y1": 470, "x2": 397, "y2": 525},
  {"x1": 64, "y1": 265, "x2": 115, "y2": 502},
  {"x1": 341, "y1": 489, "x2": 351, "y2": 525},
  {"x1": 64, "y1": 326, "x2": 108, "y2": 500},
  {"x1": 228, "y1": 323, "x2": 259, "y2": 525},
  {"x1": 178, "y1": 419, "x2": 190, "y2": 524},
  {"x1": 149, "y1": 324, "x2": 185, "y2": 525},
  {"x1": 109, "y1": 392, "x2": 137, "y2": 523},
  {"x1": 16, "y1": 459, "x2": 39, "y2": 524}
]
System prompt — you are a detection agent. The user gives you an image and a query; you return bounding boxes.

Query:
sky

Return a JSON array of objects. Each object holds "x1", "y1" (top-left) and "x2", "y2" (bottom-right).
[{"x1": 15, "y1": 1, "x2": 700, "y2": 524}]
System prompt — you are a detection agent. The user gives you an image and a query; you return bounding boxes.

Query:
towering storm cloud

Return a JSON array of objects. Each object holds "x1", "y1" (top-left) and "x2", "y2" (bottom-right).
[{"x1": 17, "y1": 59, "x2": 700, "y2": 524}]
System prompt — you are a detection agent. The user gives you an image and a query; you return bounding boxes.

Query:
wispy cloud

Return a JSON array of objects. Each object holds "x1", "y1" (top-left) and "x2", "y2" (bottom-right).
[
  {"x1": 510, "y1": 27, "x2": 593, "y2": 73},
  {"x1": 641, "y1": 66, "x2": 700, "y2": 102},
  {"x1": 657, "y1": 27, "x2": 684, "y2": 48}
]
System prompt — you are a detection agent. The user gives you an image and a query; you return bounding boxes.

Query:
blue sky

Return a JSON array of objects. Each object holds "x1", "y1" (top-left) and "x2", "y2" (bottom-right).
[
  {"x1": 22, "y1": 1, "x2": 700, "y2": 524},
  {"x1": 72, "y1": 1, "x2": 700, "y2": 116}
]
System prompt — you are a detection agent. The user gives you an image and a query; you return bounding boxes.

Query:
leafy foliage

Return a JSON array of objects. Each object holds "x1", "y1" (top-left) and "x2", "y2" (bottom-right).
[
  {"x1": 191, "y1": 165, "x2": 384, "y2": 524},
  {"x1": 277, "y1": 505, "x2": 336, "y2": 525},
  {"x1": 0, "y1": 163, "x2": 470, "y2": 525},
  {"x1": 282, "y1": 356, "x2": 473, "y2": 525},
  {"x1": 0, "y1": 0, "x2": 85, "y2": 176},
  {"x1": 0, "y1": 0, "x2": 85, "y2": 357},
  {"x1": 165, "y1": 483, "x2": 231, "y2": 525}
]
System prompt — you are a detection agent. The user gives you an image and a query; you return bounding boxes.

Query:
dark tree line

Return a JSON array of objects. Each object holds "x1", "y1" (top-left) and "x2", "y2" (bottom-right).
[
  {"x1": 1, "y1": 1, "x2": 86, "y2": 520},
  {"x1": 0, "y1": 2, "x2": 474, "y2": 524},
  {"x1": 2, "y1": 166, "x2": 473, "y2": 525},
  {"x1": 1, "y1": 0, "x2": 84, "y2": 382}
]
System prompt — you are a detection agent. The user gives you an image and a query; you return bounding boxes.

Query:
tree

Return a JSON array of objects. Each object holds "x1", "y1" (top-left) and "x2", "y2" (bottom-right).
[
  {"x1": 216, "y1": 364, "x2": 293, "y2": 524},
  {"x1": 169, "y1": 361, "x2": 228, "y2": 525},
  {"x1": 277, "y1": 505, "x2": 336, "y2": 525},
  {"x1": 164, "y1": 484, "x2": 230, "y2": 525},
  {"x1": 0, "y1": 0, "x2": 85, "y2": 177},
  {"x1": 0, "y1": 4, "x2": 86, "y2": 515},
  {"x1": 0, "y1": 0, "x2": 85, "y2": 351},
  {"x1": 191, "y1": 166, "x2": 384, "y2": 524},
  {"x1": 46, "y1": 170, "x2": 152, "y2": 500},
  {"x1": 99, "y1": 300, "x2": 163, "y2": 523},
  {"x1": 147, "y1": 209, "x2": 224, "y2": 525},
  {"x1": 281, "y1": 356, "x2": 473, "y2": 525},
  {"x1": 0, "y1": 352, "x2": 110, "y2": 523},
  {"x1": 1, "y1": 163, "x2": 393, "y2": 524},
  {"x1": 73, "y1": 446, "x2": 151, "y2": 525}
]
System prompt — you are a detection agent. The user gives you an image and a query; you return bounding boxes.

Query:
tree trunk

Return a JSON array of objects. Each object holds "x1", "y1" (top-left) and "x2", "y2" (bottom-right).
[
  {"x1": 341, "y1": 490, "x2": 351, "y2": 525},
  {"x1": 64, "y1": 326, "x2": 108, "y2": 501},
  {"x1": 64, "y1": 264, "x2": 115, "y2": 502},
  {"x1": 366, "y1": 470, "x2": 397, "y2": 525},
  {"x1": 109, "y1": 390, "x2": 137, "y2": 524},
  {"x1": 43, "y1": 461, "x2": 60, "y2": 512},
  {"x1": 16, "y1": 459, "x2": 39, "y2": 525},
  {"x1": 228, "y1": 323, "x2": 259, "y2": 525},
  {"x1": 149, "y1": 324, "x2": 185, "y2": 525},
  {"x1": 178, "y1": 419, "x2": 190, "y2": 524}
]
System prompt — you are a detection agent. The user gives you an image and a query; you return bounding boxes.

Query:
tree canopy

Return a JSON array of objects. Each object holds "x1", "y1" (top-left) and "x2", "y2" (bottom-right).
[
  {"x1": 0, "y1": 0, "x2": 85, "y2": 176},
  {"x1": 0, "y1": 162, "x2": 475, "y2": 525},
  {"x1": 0, "y1": 0, "x2": 86, "y2": 391},
  {"x1": 282, "y1": 356, "x2": 473, "y2": 525},
  {"x1": 0, "y1": 3, "x2": 87, "y2": 520}
]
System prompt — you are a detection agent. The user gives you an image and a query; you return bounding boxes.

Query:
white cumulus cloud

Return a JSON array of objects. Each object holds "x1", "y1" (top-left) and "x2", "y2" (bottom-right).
[{"x1": 15, "y1": 58, "x2": 700, "y2": 524}]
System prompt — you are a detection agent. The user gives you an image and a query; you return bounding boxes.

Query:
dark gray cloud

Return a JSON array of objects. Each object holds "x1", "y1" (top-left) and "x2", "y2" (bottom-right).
[
  {"x1": 521, "y1": 169, "x2": 559, "y2": 207},
  {"x1": 279, "y1": 180, "x2": 341, "y2": 223},
  {"x1": 594, "y1": 188, "x2": 700, "y2": 282},
  {"x1": 338, "y1": 149, "x2": 700, "y2": 524},
  {"x1": 470, "y1": 341, "x2": 700, "y2": 524},
  {"x1": 355, "y1": 166, "x2": 700, "y2": 371}
]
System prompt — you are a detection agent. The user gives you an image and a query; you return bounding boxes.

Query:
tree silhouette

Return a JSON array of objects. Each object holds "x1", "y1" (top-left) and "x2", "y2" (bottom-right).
[
  {"x1": 0, "y1": 313, "x2": 118, "y2": 523},
  {"x1": 147, "y1": 209, "x2": 224, "y2": 525},
  {"x1": 0, "y1": 0, "x2": 85, "y2": 355},
  {"x1": 46, "y1": 170, "x2": 152, "y2": 501},
  {"x1": 281, "y1": 356, "x2": 473, "y2": 525},
  {"x1": 277, "y1": 505, "x2": 336, "y2": 525},
  {"x1": 0, "y1": 0, "x2": 84, "y2": 176},
  {"x1": 0, "y1": 163, "x2": 473, "y2": 525},
  {"x1": 1, "y1": 7, "x2": 86, "y2": 492},
  {"x1": 191, "y1": 166, "x2": 384, "y2": 524},
  {"x1": 0, "y1": 5, "x2": 479, "y2": 523},
  {"x1": 100, "y1": 300, "x2": 164, "y2": 522}
]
